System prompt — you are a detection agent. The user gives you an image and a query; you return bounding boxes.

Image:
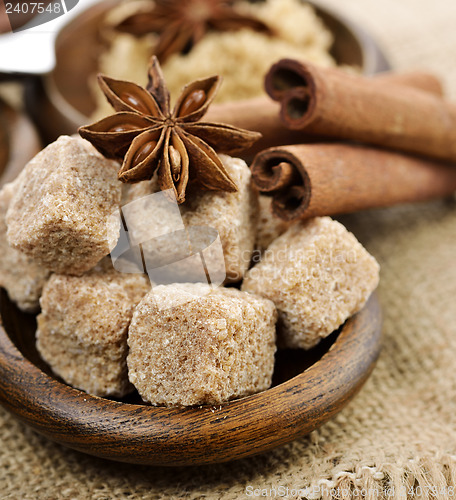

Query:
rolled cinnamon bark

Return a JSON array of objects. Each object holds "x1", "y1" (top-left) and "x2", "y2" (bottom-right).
[
  {"x1": 206, "y1": 97, "x2": 301, "y2": 157},
  {"x1": 373, "y1": 71, "x2": 444, "y2": 97},
  {"x1": 251, "y1": 143, "x2": 456, "y2": 221},
  {"x1": 206, "y1": 70, "x2": 446, "y2": 157},
  {"x1": 264, "y1": 60, "x2": 456, "y2": 162},
  {"x1": 266, "y1": 67, "x2": 444, "y2": 101}
]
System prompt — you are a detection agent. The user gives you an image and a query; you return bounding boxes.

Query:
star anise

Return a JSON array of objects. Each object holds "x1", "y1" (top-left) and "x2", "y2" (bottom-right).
[
  {"x1": 115, "y1": 0, "x2": 273, "y2": 62},
  {"x1": 79, "y1": 57, "x2": 261, "y2": 203}
]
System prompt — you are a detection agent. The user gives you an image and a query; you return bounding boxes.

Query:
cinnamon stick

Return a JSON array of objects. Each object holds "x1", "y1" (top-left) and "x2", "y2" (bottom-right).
[
  {"x1": 206, "y1": 97, "x2": 297, "y2": 157},
  {"x1": 251, "y1": 143, "x2": 456, "y2": 221},
  {"x1": 373, "y1": 71, "x2": 444, "y2": 97},
  {"x1": 206, "y1": 70, "x2": 446, "y2": 157},
  {"x1": 266, "y1": 68, "x2": 444, "y2": 101},
  {"x1": 264, "y1": 60, "x2": 456, "y2": 162}
]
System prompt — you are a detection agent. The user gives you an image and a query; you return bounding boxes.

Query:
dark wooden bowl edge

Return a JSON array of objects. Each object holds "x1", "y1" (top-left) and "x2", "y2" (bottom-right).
[{"x1": 0, "y1": 293, "x2": 382, "y2": 466}]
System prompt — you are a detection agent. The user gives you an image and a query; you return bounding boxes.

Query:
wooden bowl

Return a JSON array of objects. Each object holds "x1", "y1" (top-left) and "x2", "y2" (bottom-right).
[
  {"x1": 1, "y1": 2, "x2": 384, "y2": 465},
  {"x1": 25, "y1": 0, "x2": 390, "y2": 143},
  {"x1": 0, "y1": 290, "x2": 381, "y2": 466}
]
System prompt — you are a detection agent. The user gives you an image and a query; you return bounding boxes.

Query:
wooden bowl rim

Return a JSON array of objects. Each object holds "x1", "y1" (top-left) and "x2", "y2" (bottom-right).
[{"x1": 0, "y1": 293, "x2": 382, "y2": 466}]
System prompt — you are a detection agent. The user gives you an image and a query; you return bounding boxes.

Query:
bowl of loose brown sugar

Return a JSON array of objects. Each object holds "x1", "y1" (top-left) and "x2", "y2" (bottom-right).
[{"x1": 26, "y1": 0, "x2": 390, "y2": 143}]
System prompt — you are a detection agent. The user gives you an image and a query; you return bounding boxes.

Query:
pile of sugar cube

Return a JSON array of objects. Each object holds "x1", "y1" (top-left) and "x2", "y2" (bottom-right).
[{"x1": 0, "y1": 136, "x2": 379, "y2": 406}]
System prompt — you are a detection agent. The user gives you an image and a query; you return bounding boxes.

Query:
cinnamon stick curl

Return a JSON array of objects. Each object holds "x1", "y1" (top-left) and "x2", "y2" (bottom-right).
[
  {"x1": 265, "y1": 60, "x2": 456, "y2": 162},
  {"x1": 206, "y1": 69, "x2": 447, "y2": 158},
  {"x1": 251, "y1": 143, "x2": 456, "y2": 221}
]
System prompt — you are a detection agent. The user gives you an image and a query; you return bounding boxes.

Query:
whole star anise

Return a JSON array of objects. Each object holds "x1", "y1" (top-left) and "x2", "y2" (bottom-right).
[
  {"x1": 79, "y1": 57, "x2": 261, "y2": 203},
  {"x1": 115, "y1": 0, "x2": 273, "y2": 62}
]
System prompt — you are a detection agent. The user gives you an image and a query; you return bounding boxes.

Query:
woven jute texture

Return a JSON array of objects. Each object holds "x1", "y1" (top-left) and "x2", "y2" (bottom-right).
[{"x1": 1, "y1": 0, "x2": 456, "y2": 498}]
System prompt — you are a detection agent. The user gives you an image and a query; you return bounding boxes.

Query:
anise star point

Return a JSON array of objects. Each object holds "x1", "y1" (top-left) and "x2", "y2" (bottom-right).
[{"x1": 79, "y1": 56, "x2": 261, "y2": 204}]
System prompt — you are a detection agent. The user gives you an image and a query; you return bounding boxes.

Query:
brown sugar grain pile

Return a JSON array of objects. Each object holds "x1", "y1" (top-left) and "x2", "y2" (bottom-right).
[{"x1": 94, "y1": 0, "x2": 335, "y2": 118}]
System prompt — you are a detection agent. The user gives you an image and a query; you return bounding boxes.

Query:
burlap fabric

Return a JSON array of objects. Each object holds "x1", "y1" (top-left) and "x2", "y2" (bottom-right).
[{"x1": 1, "y1": 0, "x2": 456, "y2": 498}]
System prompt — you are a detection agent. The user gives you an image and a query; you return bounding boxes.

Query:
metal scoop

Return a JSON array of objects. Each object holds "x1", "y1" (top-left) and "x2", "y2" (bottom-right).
[{"x1": 0, "y1": 0, "x2": 101, "y2": 75}]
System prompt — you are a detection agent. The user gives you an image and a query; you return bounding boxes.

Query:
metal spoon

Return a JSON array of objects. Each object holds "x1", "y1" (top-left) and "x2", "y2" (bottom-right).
[{"x1": 0, "y1": 0, "x2": 102, "y2": 75}]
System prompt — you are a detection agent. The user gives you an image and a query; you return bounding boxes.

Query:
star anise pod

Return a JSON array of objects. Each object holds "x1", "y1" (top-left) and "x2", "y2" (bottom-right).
[
  {"x1": 79, "y1": 57, "x2": 261, "y2": 203},
  {"x1": 115, "y1": 0, "x2": 274, "y2": 62}
]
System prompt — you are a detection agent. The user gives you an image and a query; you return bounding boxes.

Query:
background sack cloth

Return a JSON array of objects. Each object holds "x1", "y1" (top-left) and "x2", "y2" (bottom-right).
[{"x1": 1, "y1": 0, "x2": 456, "y2": 498}]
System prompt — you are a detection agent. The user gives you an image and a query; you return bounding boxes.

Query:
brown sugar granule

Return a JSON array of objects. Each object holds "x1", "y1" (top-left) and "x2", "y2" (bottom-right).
[
  {"x1": 0, "y1": 179, "x2": 51, "y2": 312},
  {"x1": 36, "y1": 263, "x2": 150, "y2": 397},
  {"x1": 127, "y1": 283, "x2": 277, "y2": 407},
  {"x1": 94, "y1": 0, "x2": 334, "y2": 117},
  {"x1": 125, "y1": 154, "x2": 258, "y2": 283},
  {"x1": 242, "y1": 217, "x2": 380, "y2": 349},
  {"x1": 6, "y1": 136, "x2": 122, "y2": 275}
]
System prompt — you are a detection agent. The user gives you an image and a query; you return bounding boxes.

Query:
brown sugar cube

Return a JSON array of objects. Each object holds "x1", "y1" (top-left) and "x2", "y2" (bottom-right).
[
  {"x1": 125, "y1": 155, "x2": 259, "y2": 283},
  {"x1": 242, "y1": 217, "x2": 380, "y2": 350},
  {"x1": 69, "y1": 134, "x2": 105, "y2": 157},
  {"x1": 255, "y1": 195, "x2": 293, "y2": 253},
  {"x1": 0, "y1": 179, "x2": 50, "y2": 312},
  {"x1": 36, "y1": 263, "x2": 151, "y2": 397},
  {"x1": 127, "y1": 283, "x2": 277, "y2": 407},
  {"x1": 6, "y1": 136, "x2": 122, "y2": 275},
  {"x1": 181, "y1": 156, "x2": 259, "y2": 282}
]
